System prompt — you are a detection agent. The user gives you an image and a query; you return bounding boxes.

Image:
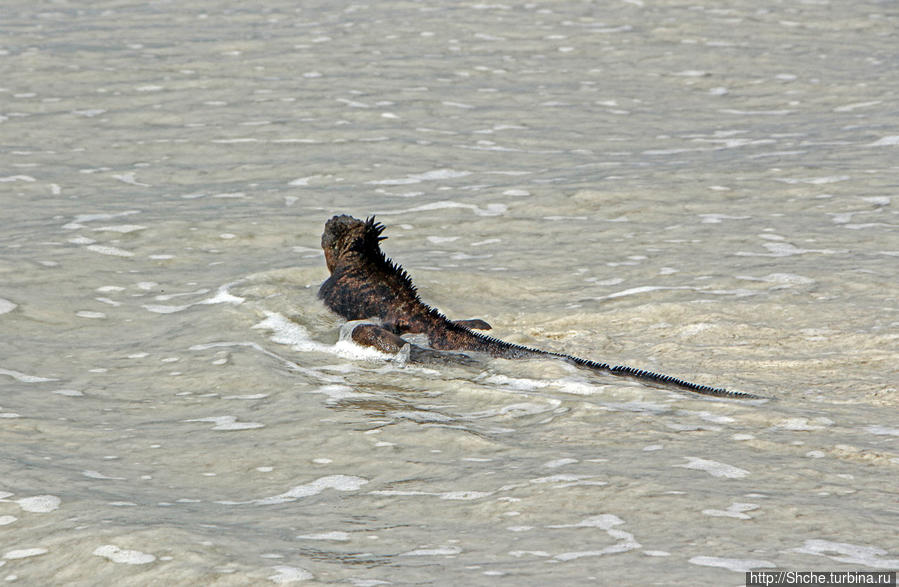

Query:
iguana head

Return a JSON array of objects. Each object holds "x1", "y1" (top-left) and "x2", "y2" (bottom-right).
[{"x1": 321, "y1": 214, "x2": 387, "y2": 272}]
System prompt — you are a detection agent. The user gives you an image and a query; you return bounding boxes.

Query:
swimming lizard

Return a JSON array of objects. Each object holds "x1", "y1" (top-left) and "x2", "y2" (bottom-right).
[{"x1": 318, "y1": 214, "x2": 760, "y2": 399}]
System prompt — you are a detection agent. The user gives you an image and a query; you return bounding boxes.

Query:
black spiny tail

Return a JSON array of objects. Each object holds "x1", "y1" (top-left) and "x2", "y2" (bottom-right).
[
  {"x1": 556, "y1": 353, "x2": 763, "y2": 399},
  {"x1": 460, "y1": 327, "x2": 763, "y2": 399}
]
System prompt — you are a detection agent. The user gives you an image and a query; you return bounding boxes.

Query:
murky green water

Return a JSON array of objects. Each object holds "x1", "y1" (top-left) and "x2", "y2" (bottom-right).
[{"x1": 1, "y1": 1, "x2": 896, "y2": 584}]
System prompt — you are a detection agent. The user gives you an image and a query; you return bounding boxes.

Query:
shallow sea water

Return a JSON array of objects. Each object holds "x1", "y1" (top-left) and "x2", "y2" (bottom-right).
[{"x1": 2, "y1": 1, "x2": 897, "y2": 584}]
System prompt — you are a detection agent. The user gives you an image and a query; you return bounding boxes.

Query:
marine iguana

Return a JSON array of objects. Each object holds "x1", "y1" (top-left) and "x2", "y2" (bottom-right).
[{"x1": 318, "y1": 214, "x2": 760, "y2": 399}]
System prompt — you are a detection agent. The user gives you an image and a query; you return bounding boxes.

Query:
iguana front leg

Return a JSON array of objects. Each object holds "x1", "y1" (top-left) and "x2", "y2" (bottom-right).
[
  {"x1": 350, "y1": 323, "x2": 478, "y2": 366},
  {"x1": 351, "y1": 323, "x2": 407, "y2": 353}
]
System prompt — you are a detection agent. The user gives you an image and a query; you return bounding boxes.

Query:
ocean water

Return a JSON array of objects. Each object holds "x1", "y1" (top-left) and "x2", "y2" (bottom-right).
[{"x1": 1, "y1": 1, "x2": 897, "y2": 584}]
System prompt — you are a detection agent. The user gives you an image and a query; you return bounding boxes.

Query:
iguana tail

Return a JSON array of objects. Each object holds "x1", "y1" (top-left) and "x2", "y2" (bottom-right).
[{"x1": 555, "y1": 353, "x2": 764, "y2": 399}]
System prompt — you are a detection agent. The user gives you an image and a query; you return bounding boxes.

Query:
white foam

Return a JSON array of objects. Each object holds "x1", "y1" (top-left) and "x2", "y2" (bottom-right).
[
  {"x1": 310, "y1": 384, "x2": 373, "y2": 404},
  {"x1": 868, "y1": 135, "x2": 899, "y2": 147},
  {"x1": 593, "y1": 285, "x2": 694, "y2": 301},
  {"x1": 683, "y1": 411, "x2": 735, "y2": 424},
  {"x1": 255, "y1": 314, "x2": 326, "y2": 352},
  {"x1": 426, "y1": 236, "x2": 460, "y2": 244},
  {"x1": 865, "y1": 425, "x2": 899, "y2": 436},
  {"x1": 68, "y1": 236, "x2": 96, "y2": 245},
  {"x1": 509, "y1": 550, "x2": 550, "y2": 558},
  {"x1": 367, "y1": 169, "x2": 470, "y2": 185},
  {"x1": 183, "y1": 416, "x2": 264, "y2": 431},
  {"x1": 523, "y1": 474, "x2": 606, "y2": 489},
  {"x1": 95, "y1": 297, "x2": 121, "y2": 307},
  {"x1": 143, "y1": 283, "x2": 244, "y2": 314},
  {"x1": 833, "y1": 100, "x2": 881, "y2": 112},
  {"x1": 82, "y1": 470, "x2": 126, "y2": 480},
  {"x1": 702, "y1": 502, "x2": 758, "y2": 520},
  {"x1": 443, "y1": 100, "x2": 475, "y2": 108},
  {"x1": 674, "y1": 457, "x2": 750, "y2": 479},
  {"x1": 295, "y1": 531, "x2": 350, "y2": 541},
  {"x1": 62, "y1": 210, "x2": 141, "y2": 230},
  {"x1": 268, "y1": 565, "x2": 313, "y2": 583},
  {"x1": 483, "y1": 374, "x2": 551, "y2": 391},
  {"x1": 73, "y1": 108, "x2": 106, "y2": 117},
  {"x1": 198, "y1": 283, "x2": 245, "y2": 306},
  {"x1": 93, "y1": 224, "x2": 146, "y2": 233},
  {"x1": 249, "y1": 475, "x2": 369, "y2": 506},
  {"x1": 543, "y1": 458, "x2": 578, "y2": 468},
  {"x1": 16, "y1": 495, "x2": 60, "y2": 513},
  {"x1": 552, "y1": 515, "x2": 640, "y2": 561},
  {"x1": 699, "y1": 214, "x2": 750, "y2": 224},
  {"x1": 530, "y1": 474, "x2": 584, "y2": 485},
  {"x1": 92, "y1": 545, "x2": 156, "y2": 565},
  {"x1": 86, "y1": 244, "x2": 134, "y2": 257},
  {"x1": 142, "y1": 304, "x2": 191, "y2": 314},
  {"x1": 0, "y1": 299, "x2": 16, "y2": 315},
  {"x1": 777, "y1": 417, "x2": 831, "y2": 431},
  {"x1": 112, "y1": 172, "x2": 150, "y2": 187},
  {"x1": 792, "y1": 539, "x2": 899, "y2": 568},
  {"x1": 0, "y1": 175, "x2": 36, "y2": 182},
  {"x1": 735, "y1": 242, "x2": 846, "y2": 257},
  {"x1": 76, "y1": 311, "x2": 106, "y2": 319},
  {"x1": 399, "y1": 545, "x2": 462, "y2": 556},
  {"x1": 548, "y1": 514, "x2": 625, "y2": 530},
  {"x1": 254, "y1": 313, "x2": 393, "y2": 362},
  {"x1": 347, "y1": 579, "x2": 390, "y2": 587},
  {"x1": 737, "y1": 273, "x2": 814, "y2": 286},
  {"x1": 288, "y1": 175, "x2": 327, "y2": 186},
  {"x1": 3, "y1": 548, "x2": 48, "y2": 559},
  {"x1": 0, "y1": 368, "x2": 58, "y2": 383},
  {"x1": 688, "y1": 556, "x2": 775, "y2": 572},
  {"x1": 862, "y1": 196, "x2": 891, "y2": 206},
  {"x1": 0, "y1": 516, "x2": 16, "y2": 525},
  {"x1": 555, "y1": 377, "x2": 604, "y2": 395}
]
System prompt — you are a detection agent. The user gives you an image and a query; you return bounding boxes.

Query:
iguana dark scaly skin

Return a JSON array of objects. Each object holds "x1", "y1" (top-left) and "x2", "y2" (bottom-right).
[{"x1": 318, "y1": 214, "x2": 761, "y2": 399}]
